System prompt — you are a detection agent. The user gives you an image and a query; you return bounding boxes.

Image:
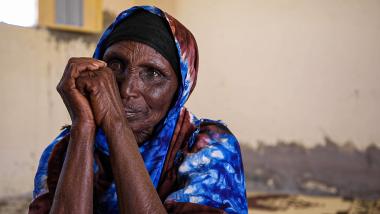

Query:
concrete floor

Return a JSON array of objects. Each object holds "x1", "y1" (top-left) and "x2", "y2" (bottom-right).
[
  {"x1": 248, "y1": 193, "x2": 380, "y2": 214},
  {"x1": 1, "y1": 193, "x2": 379, "y2": 214}
]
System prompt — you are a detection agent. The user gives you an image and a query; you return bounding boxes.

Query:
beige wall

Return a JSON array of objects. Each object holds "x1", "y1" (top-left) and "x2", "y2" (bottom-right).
[
  {"x1": 173, "y1": 0, "x2": 380, "y2": 147},
  {"x1": 104, "y1": 0, "x2": 177, "y2": 15},
  {"x1": 0, "y1": 24, "x2": 96, "y2": 197},
  {"x1": 0, "y1": 0, "x2": 379, "y2": 197}
]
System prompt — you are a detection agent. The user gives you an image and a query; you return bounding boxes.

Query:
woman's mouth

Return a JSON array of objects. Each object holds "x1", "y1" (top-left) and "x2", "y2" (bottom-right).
[
  {"x1": 125, "y1": 110, "x2": 139, "y2": 118},
  {"x1": 124, "y1": 107, "x2": 147, "y2": 121}
]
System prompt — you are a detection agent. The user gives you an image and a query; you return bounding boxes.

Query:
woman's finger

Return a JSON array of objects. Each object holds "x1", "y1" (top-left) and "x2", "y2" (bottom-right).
[
  {"x1": 76, "y1": 70, "x2": 99, "y2": 95},
  {"x1": 68, "y1": 57, "x2": 107, "y2": 67},
  {"x1": 58, "y1": 62, "x2": 100, "y2": 92},
  {"x1": 61, "y1": 58, "x2": 106, "y2": 83}
]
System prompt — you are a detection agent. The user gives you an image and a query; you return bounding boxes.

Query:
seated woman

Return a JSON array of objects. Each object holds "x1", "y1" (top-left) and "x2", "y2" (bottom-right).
[{"x1": 29, "y1": 6, "x2": 247, "y2": 214}]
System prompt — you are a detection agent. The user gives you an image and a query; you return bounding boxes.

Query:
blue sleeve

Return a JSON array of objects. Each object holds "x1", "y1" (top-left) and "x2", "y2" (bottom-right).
[
  {"x1": 165, "y1": 130, "x2": 248, "y2": 214},
  {"x1": 32, "y1": 129, "x2": 69, "y2": 199}
]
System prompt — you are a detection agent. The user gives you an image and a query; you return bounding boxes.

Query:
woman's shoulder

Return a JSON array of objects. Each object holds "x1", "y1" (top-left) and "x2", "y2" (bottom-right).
[
  {"x1": 166, "y1": 119, "x2": 248, "y2": 213},
  {"x1": 179, "y1": 118, "x2": 244, "y2": 175},
  {"x1": 190, "y1": 119, "x2": 240, "y2": 153},
  {"x1": 199, "y1": 119, "x2": 233, "y2": 135}
]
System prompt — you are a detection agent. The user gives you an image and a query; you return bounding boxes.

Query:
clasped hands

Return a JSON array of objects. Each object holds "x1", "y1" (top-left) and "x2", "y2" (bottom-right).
[{"x1": 57, "y1": 57, "x2": 126, "y2": 132}]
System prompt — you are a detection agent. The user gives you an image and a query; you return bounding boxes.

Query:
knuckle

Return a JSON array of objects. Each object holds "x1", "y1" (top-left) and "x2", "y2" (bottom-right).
[
  {"x1": 68, "y1": 62, "x2": 76, "y2": 70},
  {"x1": 60, "y1": 82, "x2": 71, "y2": 93},
  {"x1": 104, "y1": 68, "x2": 114, "y2": 79},
  {"x1": 99, "y1": 79, "x2": 106, "y2": 87},
  {"x1": 68, "y1": 57, "x2": 79, "y2": 62},
  {"x1": 64, "y1": 63, "x2": 76, "y2": 74},
  {"x1": 105, "y1": 67, "x2": 112, "y2": 74},
  {"x1": 56, "y1": 84, "x2": 61, "y2": 93},
  {"x1": 56, "y1": 80, "x2": 65, "y2": 92}
]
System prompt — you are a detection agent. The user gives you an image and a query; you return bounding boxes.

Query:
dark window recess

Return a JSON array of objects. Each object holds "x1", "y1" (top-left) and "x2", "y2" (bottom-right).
[{"x1": 55, "y1": 0, "x2": 83, "y2": 26}]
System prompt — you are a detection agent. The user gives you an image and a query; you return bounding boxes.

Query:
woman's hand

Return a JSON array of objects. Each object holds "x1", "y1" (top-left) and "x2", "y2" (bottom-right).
[
  {"x1": 75, "y1": 59, "x2": 167, "y2": 214},
  {"x1": 75, "y1": 65, "x2": 126, "y2": 131},
  {"x1": 56, "y1": 57, "x2": 107, "y2": 127},
  {"x1": 51, "y1": 58, "x2": 107, "y2": 214}
]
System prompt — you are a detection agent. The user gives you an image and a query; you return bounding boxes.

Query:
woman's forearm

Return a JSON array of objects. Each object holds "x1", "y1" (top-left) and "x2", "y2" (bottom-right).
[
  {"x1": 104, "y1": 121, "x2": 167, "y2": 214},
  {"x1": 50, "y1": 123, "x2": 96, "y2": 214}
]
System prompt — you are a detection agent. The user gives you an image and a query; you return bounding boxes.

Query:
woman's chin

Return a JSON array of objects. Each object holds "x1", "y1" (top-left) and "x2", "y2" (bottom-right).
[
  {"x1": 125, "y1": 119, "x2": 153, "y2": 144},
  {"x1": 126, "y1": 117, "x2": 145, "y2": 131}
]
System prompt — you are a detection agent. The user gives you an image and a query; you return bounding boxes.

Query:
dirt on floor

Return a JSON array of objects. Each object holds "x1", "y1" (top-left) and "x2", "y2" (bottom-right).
[
  {"x1": 0, "y1": 194, "x2": 31, "y2": 214},
  {"x1": 1, "y1": 193, "x2": 380, "y2": 214},
  {"x1": 248, "y1": 193, "x2": 380, "y2": 214}
]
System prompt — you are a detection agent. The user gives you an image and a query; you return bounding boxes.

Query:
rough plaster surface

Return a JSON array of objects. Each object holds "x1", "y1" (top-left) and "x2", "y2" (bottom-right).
[
  {"x1": 0, "y1": 23, "x2": 97, "y2": 197},
  {"x1": 242, "y1": 140, "x2": 380, "y2": 199}
]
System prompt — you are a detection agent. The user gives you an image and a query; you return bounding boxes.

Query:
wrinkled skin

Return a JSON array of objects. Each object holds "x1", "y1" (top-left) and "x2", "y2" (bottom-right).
[
  {"x1": 101, "y1": 41, "x2": 178, "y2": 143},
  {"x1": 51, "y1": 41, "x2": 178, "y2": 214},
  {"x1": 61, "y1": 41, "x2": 178, "y2": 144}
]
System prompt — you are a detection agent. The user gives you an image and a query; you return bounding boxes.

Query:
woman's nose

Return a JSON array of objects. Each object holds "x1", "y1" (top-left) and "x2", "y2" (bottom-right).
[{"x1": 119, "y1": 73, "x2": 140, "y2": 99}]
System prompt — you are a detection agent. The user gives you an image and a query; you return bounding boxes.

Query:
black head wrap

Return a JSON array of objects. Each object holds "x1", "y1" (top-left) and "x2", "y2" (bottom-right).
[{"x1": 100, "y1": 10, "x2": 179, "y2": 74}]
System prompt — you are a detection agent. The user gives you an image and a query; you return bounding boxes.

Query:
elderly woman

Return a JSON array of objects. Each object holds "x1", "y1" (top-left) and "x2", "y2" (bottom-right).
[{"x1": 29, "y1": 6, "x2": 247, "y2": 214}]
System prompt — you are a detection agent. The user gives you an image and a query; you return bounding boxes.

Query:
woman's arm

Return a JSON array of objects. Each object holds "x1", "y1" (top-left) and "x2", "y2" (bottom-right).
[
  {"x1": 50, "y1": 58, "x2": 106, "y2": 214},
  {"x1": 49, "y1": 123, "x2": 95, "y2": 214},
  {"x1": 76, "y1": 67, "x2": 167, "y2": 214},
  {"x1": 104, "y1": 120, "x2": 166, "y2": 214}
]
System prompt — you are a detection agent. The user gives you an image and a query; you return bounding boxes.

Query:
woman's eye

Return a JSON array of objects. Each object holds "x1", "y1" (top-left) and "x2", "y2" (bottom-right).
[
  {"x1": 107, "y1": 59, "x2": 124, "y2": 73},
  {"x1": 141, "y1": 68, "x2": 163, "y2": 82},
  {"x1": 150, "y1": 69, "x2": 160, "y2": 78}
]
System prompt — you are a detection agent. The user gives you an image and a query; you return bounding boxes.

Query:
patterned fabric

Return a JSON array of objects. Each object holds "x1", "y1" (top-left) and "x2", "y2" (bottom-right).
[{"x1": 31, "y1": 6, "x2": 247, "y2": 214}]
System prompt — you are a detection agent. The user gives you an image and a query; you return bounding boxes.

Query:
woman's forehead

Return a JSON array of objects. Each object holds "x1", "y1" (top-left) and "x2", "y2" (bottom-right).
[
  {"x1": 104, "y1": 41, "x2": 163, "y2": 59},
  {"x1": 103, "y1": 41, "x2": 175, "y2": 72}
]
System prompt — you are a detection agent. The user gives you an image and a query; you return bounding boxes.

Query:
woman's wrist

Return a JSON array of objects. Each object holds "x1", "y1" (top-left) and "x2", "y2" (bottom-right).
[
  {"x1": 72, "y1": 119, "x2": 96, "y2": 130},
  {"x1": 50, "y1": 121, "x2": 95, "y2": 214},
  {"x1": 70, "y1": 120, "x2": 96, "y2": 144},
  {"x1": 102, "y1": 113, "x2": 129, "y2": 134}
]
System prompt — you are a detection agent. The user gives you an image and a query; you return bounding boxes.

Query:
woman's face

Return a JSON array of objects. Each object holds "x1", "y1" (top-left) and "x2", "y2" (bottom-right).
[{"x1": 103, "y1": 41, "x2": 178, "y2": 144}]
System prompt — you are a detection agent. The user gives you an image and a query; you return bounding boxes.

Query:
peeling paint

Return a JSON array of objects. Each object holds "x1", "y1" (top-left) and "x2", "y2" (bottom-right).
[
  {"x1": 103, "y1": 10, "x2": 117, "y2": 29},
  {"x1": 47, "y1": 29, "x2": 99, "y2": 48},
  {"x1": 241, "y1": 137, "x2": 380, "y2": 199}
]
